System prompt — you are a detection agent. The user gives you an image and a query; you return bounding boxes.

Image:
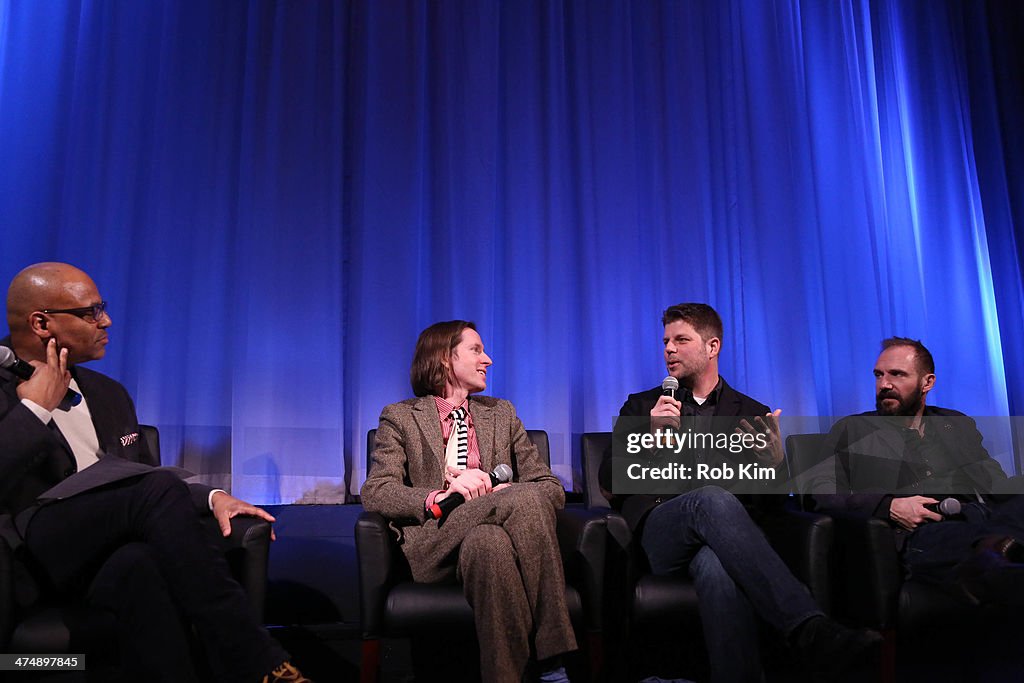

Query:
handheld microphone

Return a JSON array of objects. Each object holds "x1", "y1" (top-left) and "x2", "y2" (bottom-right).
[
  {"x1": 429, "y1": 463, "x2": 514, "y2": 526},
  {"x1": 658, "y1": 376, "x2": 682, "y2": 433},
  {"x1": 0, "y1": 346, "x2": 82, "y2": 409},
  {"x1": 662, "y1": 376, "x2": 679, "y2": 400},
  {"x1": 924, "y1": 497, "x2": 962, "y2": 519}
]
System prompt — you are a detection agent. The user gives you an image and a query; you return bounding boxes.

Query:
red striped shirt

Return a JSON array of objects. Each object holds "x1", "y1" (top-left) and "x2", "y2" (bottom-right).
[
  {"x1": 432, "y1": 396, "x2": 481, "y2": 470},
  {"x1": 424, "y1": 396, "x2": 482, "y2": 512}
]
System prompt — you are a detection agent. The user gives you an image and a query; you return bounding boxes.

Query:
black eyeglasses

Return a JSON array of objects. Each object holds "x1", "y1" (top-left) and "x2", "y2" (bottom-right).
[{"x1": 40, "y1": 301, "x2": 108, "y2": 323}]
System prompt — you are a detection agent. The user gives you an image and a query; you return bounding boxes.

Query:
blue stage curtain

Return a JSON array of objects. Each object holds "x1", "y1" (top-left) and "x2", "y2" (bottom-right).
[{"x1": 2, "y1": 0, "x2": 1021, "y2": 501}]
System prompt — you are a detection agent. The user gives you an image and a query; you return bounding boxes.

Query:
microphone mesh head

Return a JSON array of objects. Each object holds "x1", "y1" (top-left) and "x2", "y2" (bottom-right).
[
  {"x1": 493, "y1": 463, "x2": 514, "y2": 483},
  {"x1": 939, "y1": 498, "x2": 961, "y2": 517},
  {"x1": 0, "y1": 346, "x2": 15, "y2": 369},
  {"x1": 662, "y1": 376, "x2": 679, "y2": 392}
]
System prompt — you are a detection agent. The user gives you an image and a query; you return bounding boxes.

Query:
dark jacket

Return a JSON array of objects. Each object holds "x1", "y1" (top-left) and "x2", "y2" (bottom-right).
[
  {"x1": 599, "y1": 377, "x2": 773, "y2": 533},
  {"x1": 1, "y1": 337, "x2": 209, "y2": 550},
  {"x1": 810, "y1": 406, "x2": 1010, "y2": 521}
]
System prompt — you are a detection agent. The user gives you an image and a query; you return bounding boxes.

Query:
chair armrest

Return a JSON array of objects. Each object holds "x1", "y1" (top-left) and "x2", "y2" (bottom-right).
[
  {"x1": 832, "y1": 516, "x2": 902, "y2": 628},
  {"x1": 761, "y1": 509, "x2": 834, "y2": 613},
  {"x1": 555, "y1": 506, "x2": 606, "y2": 631},
  {"x1": 200, "y1": 516, "x2": 271, "y2": 622},
  {"x1": 202, "y1": 515, "x2": 272, "y2": 553},
  {"x1": 593, "y1": 510, "x2": 641, "y2": 638},
  {"x1": 604, "y1": 510, "x2": 632, "y2": 553},
  {"x1": 0, "y1": 537, "x2": 12, "y2": 650},
  {"x1": 601, "y1": 510, "x2": 639, "y2": 583},
  {"x1": 355, "y1": 511, "x2": 403, "y2": 639}
]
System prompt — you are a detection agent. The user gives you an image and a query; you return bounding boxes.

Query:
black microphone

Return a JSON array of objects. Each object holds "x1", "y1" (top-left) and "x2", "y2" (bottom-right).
[
  {"x1": 662, "y1": 376, "x2": 679, "y2": 400},
  {"x1": 0, "y1": 346, "x2": 82, "y2": 409},
  {"x1": 429, "y1": 463, "x2": 514, "y2": 526},
  {"x1": 924, "y1": 497, "x2": 962, "y2": 519}
]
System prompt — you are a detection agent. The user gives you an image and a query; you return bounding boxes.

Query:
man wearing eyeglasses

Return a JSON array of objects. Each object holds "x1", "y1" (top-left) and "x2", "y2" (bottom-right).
[{"x1": 0, "y1": 263, "x2": 309, "y2": 683}]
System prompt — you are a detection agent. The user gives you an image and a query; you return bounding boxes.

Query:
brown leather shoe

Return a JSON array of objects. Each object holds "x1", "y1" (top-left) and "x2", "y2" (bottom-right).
[
  {"x1": 262, "y1": 661, "x2": 312, "y2": 683},
  {"x1": 975, "y1": 535, "x2": 1024, "y2": 562}
]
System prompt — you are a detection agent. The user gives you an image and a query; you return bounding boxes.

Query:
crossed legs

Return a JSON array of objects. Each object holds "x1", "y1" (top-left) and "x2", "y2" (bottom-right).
[
  {"x1": 641, "y1": 486, "x2": 822, "y2": 681},
  {"x1": 407, "y1": 484, "x2": 577, "y2": 683},
  {"x1": 23, "y1": 470, "x2": 287, "y2": 683}
]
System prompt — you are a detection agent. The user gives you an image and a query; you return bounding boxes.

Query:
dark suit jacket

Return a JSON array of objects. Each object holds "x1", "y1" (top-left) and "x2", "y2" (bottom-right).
[
  {"x1": 599, "y1": 378, "x2": 773, "y2": 533},
  {"x1": 1, "y1": 339, "x2": 211, "y2": 549},
  {"x1": 360, "y1": 395, "x2": 564, "y2": 566},
  {"x1": 811, "y1": 406, "x2": 1010, "y2": 521}
]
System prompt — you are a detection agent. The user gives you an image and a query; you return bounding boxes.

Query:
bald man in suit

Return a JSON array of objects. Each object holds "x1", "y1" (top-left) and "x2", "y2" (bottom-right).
[{"x1": 0, "y1": 262, "x2": 306, "y2": 683}]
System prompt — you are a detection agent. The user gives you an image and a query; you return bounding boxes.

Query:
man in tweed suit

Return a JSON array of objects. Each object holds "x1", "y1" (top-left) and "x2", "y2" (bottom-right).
[{"x1": 361, "y1": 320, "x2": 576, "y2": 683}]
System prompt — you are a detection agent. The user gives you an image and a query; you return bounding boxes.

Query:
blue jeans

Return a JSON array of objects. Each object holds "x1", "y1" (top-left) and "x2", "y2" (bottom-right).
[{"x1": 641, "y1": 486, "x2": 822, "y2": 683}]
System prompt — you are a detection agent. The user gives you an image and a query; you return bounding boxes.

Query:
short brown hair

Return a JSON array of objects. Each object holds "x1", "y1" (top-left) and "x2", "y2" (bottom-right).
[
  {"x1": 881, "y1": 337, "x2": 935, "y2": 375},
  {"x1": 661, "y1": 303, "x2": 723, "y2": 343},
  {"x1": 410, "y1": 320, "x2": 477, "y2": 397}
]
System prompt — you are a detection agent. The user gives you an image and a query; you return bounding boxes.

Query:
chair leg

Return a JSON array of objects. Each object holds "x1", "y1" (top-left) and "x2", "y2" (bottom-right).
[
  {"x1": 587, "y1": 631, "x2": 604, "y2": 682},
  {"x1": 360, "y1": 639, "x2": 380, "y2": 683},
  {"x1": 880, "y1": 628, "x2": 897, "y2": 683}
]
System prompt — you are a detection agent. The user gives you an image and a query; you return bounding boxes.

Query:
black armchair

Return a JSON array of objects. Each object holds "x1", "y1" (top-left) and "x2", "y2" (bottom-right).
[
  {"x1": 140, "y1": 424, "x2": 271, "y2": 620},
  {"x1": 582, "y1": 431, "x2": 835, "y2": 680},
  {"x1": 357, "y1": 429, "x2": 606, "y2": 683},
  {"x1": 0, "y1": 425, "x2": 272, "y2": 670},
  {"x1": 787, "y1": 433, "x2": 1023, "y2": 681}
]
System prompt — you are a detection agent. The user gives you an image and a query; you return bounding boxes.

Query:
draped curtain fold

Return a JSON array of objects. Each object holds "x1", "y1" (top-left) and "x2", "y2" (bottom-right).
[{"x1": 2, "y1": 0, "x2": 1021, "y2": 502}]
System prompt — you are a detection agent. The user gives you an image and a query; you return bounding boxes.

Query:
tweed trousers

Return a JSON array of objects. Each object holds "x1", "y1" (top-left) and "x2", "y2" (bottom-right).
[{"x1": 402, "y1": 483, "x2": 576, "y2": 683}]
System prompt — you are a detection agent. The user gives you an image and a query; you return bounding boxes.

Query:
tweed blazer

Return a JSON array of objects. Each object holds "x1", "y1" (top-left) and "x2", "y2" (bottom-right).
[{"x1": 360, "y1": 395, "x2": 564, "y2": 555}]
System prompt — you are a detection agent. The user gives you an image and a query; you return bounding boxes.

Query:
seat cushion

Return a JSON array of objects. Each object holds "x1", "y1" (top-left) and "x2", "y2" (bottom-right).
[
  {"x1": 10, "y1": 604, "x2": 117, "y2": 653},
  {"x1": 630, "y1": 574, "x2": 700, "y2": 628},
  {"x1": 897, "y1": 580, "x2": 993, "y2": 631},
  {"x1": 10, "y1": 607, "x2": 73, "y2": 652},
  {"x1": 382, "y1": 582, "x2": 584, "y2": 636}
]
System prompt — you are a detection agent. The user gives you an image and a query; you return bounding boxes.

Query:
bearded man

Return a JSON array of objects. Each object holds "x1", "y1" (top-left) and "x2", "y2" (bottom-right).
[{"x1": 812, "y1": 337, "x2": 1024, "y2": 605}]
